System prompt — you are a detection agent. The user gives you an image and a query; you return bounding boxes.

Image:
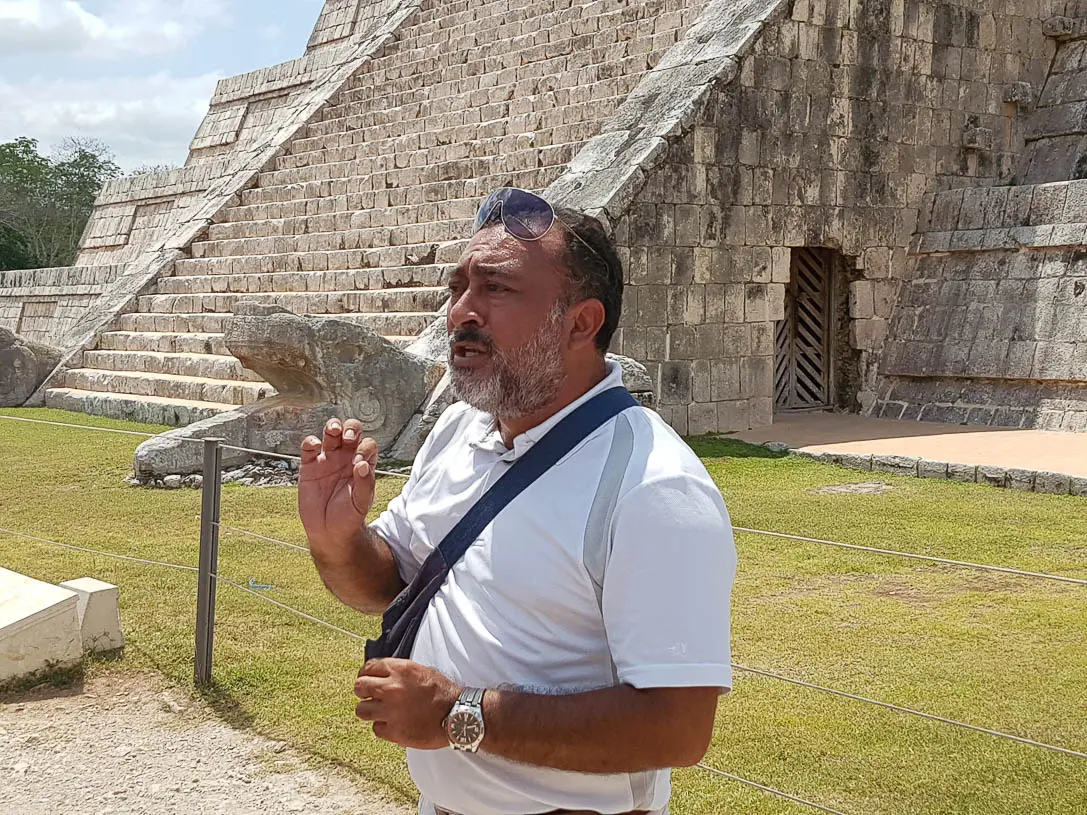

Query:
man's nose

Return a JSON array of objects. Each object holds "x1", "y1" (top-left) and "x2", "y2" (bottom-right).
[{"x1": 448, "y1": 290, "x2": 483, "y2": 329}]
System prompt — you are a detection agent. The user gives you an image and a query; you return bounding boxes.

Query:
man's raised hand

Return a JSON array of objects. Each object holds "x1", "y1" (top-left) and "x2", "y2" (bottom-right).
[{"x1": 298, "y1": 418, "x2": 378, "y2": 551}]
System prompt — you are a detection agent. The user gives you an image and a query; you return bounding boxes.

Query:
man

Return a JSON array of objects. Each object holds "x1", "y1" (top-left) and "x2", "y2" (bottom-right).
[{"x1": 298, "y1": 188, "x2": 737, "y2": 815}]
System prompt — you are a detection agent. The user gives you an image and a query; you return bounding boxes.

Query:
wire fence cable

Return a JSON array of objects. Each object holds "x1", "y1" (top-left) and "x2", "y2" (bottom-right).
[
  {"x1": 733, "y1": 527, "x2": 1087, "y2": 586},
  {"x1": 4, "y1": 413, "x2": 1084, "y2": 585},
  {"x1": 212, "y1": 574, "x2": 367, "y2": 642},
  {"x1": 0, "y1": 414, "x2": 157, "y2": 438},
  {"x1": 0, "y1": 525, "x2": 198, "y2": 572},
  {"x1": 216, "y1": 523, "x2": 310, "y2": 554},
  {"x1": 733, "y1": 663, "x2": 1087, "y2": 759},
  {"x1": 696, "y1": 762, "x2": 850, "y2": 815}
]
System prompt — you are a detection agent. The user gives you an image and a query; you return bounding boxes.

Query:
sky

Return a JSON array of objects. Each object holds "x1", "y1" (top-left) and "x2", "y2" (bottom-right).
[{"x1": 0, "y1": 0, "x2": 326, "y2": 171}]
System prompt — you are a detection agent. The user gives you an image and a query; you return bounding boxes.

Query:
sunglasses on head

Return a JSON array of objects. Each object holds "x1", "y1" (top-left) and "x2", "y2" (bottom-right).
[{"x1": 472, "y1": 187, "x2": 605, "y2": 264}]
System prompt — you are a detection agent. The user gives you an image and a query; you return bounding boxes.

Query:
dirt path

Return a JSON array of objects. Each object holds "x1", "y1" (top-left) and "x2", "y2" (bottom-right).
[{"x1": 0, "y1": 673, "x2": 413, "y2": 815}]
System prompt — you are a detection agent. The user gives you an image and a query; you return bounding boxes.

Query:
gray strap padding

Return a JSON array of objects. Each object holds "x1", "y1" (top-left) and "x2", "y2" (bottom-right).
[
  {"x1": 582, "y1": 415, "x2": 655, "y2": 811},
  {"x1": 583, "y1": 412, "x2": 635, "y2": 610}
]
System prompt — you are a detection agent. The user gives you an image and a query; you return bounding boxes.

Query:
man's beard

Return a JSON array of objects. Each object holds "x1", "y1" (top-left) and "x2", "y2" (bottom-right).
[{"x1": 448, "y1": 302, "x2": 567, "y2": 421}]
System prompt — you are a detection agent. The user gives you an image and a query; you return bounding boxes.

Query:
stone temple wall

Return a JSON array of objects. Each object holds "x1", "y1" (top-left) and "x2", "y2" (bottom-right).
[
  {"x1": 62, "y1": 2, "x2": 422, "y2": 297},
  {"x1": 876, "y1": 181, "x2": 1087, "y2": 432},
  {"x1": 7, "y1": 0, "x2": 1086, "y2": 440},
  {"x1": 0, "y1": 266, "x2": 125, "y2": 346},
  {"x1": 874, "y1": 3, "x2": 1087, "y2": 432},
  {"x1": 599, "y1": 0, "x2": 1058, "y2": 435}
]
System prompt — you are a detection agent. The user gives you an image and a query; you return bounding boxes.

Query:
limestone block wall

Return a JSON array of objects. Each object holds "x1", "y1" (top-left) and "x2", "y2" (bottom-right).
[
  {"x1": 0, "y1": 266, "x2": 125, "y2": 346},
  {"x1": 75, "y1": 161, "x2": 234, "y2": 267},
  {"x1": 1017, "y1": 1, "x2": 1087, "y2": 183},
  {"x1": 307, "y1": 0, "x2": 404, "y2": 52},
  {"x1": 877, "y1": 181, "x2": 1087, "y2": 432},
  {"x1": 611, "y1": 0, "x2": 1054, "y2": 434}
]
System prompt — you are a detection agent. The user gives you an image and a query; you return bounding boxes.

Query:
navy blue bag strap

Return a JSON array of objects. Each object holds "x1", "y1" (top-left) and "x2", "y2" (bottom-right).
[{"x1": 365, "y1": 386, "x2": 638, "y2": 662}]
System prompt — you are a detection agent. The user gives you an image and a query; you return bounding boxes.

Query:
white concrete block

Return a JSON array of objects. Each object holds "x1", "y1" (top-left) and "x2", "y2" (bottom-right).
[
  {"x1": 0, "y1": 567, "x2": 82, "y2": 684},
  {"x1": 59, "y1": 578, "x2": 125, "y2": 653}
]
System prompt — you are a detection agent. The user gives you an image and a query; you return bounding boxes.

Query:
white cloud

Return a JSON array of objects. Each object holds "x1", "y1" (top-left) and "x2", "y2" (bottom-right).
[
  {"x1": 0, "y1": 72, "x2": 222, "y2": 169},
  {"x1": 0, "y1": 0, "x2": 227, "y2": 57},
  {"x1": 258, "y1": 23, "x2": 284, "y2": 41}
]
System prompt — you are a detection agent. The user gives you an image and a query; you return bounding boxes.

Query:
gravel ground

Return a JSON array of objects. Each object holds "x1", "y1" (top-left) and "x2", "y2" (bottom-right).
[{"x1": 0, "y1": 672, "x2": 412, "y2": 815}]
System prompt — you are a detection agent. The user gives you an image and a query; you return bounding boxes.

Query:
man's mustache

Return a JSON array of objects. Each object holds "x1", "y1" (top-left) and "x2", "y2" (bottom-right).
[{"x1": 449, "y1": 327, "x2": 494, "y2": 352}]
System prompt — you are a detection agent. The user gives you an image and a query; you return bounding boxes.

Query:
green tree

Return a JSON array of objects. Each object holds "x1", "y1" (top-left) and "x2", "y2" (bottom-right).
[{"x1": 0, "y1": 136, "x2": 121, "y2": 271}]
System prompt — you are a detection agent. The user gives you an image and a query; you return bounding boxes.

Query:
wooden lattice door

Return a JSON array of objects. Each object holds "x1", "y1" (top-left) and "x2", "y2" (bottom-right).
[{"x1": 775, "y1": 248, "x2": 832, "y2": 410}]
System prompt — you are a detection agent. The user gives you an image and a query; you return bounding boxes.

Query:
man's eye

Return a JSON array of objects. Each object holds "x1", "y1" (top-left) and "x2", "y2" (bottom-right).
[{"x1": 486, "y1": 283, "x2": 508, "y2": 293}]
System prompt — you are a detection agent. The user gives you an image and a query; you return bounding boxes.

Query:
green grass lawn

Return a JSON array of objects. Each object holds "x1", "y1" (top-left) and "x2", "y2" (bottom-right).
[{"x1": 1, "y1": 408, "x2": 1085, "y2": 814}]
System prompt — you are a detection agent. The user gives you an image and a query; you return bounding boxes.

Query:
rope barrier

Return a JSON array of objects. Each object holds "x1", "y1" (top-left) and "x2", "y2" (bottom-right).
[
  {"x1": 733, "y1": 664, "x2": 1087, "y2": 759},
  {"x1": 211, "y1": 568, "x2": 850, "y2": 812},
  {"x1": 212, "y1": 574, "x2": 368, "y2": 642},
  {"x1": 0, "y1": 414, "x2": 158, "y2": 438},
  {"x1": 695, "y1": 763, "x2": 850, "y2": 815},
  {"x1": 216, "y1": 523, "x2": 310, "y2": 554},
  {"x1": 1, "y1": 417, "x2": 408, "y2": 482},
  {"x1": 733, "y1": 527, "x2": 1087, "y2": 587},
  {"x1": 0, "y1": 525, "x2": 198, "y2": 572}
]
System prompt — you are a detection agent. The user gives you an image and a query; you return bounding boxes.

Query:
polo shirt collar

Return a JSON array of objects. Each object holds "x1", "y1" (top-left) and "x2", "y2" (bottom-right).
[{"x1": 468, "y1": 360, "x2": 626, "y2": 461}]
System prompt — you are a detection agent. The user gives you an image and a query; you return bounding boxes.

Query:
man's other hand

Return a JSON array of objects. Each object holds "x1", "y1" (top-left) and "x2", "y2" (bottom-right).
[
  {"x1": 354, "y1": 658, "x2": 462, "y2": 750},
  {"x1": 298, "y1": 418, "x2": 378, "y2": 552}
]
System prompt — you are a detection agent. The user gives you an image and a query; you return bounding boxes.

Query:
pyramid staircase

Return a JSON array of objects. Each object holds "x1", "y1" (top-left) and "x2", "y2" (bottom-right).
[{"x1": 45, "y1": 0, "x2": 699, "y2": 426}]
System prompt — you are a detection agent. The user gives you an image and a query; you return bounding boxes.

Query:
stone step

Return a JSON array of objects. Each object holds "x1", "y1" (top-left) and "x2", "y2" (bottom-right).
[
  {"x1": 235, "y1": 167, "x2": 556, "y2": 209},
  {"x1": 305, "y1": 95, "x2": 628, "y2": 158},
  {"x1": 177, "y1": 242, "x2": 467, "y2": 275},
  {"x1": 134, "y1": 287, "x2": 447, "y2": 316},
  {"x1": 246, "y1": 148, "x2": 579, "y2": 202},
  {"x1": 204, "y1": 213, "x2": 475, "y2": 245},
  {"x1": 218, "y1": 195, "x2": 480, "y2": 229},
  {"x1": 83, "y1": 350, "x2": 264, "y2": 383},
  {"x1": 61, "y1": 368, "x2": 274, "y2": 406},
  {"x1": 94, "y1": 329, "x2": 414, "y2": 355},
  {"x1": 198, "y1": 219, "x2": 470, "y2": 252},
  {"x1": 114, "y1": 311, "x2": 437, "y2": 337},
  {"x1": 44, "y1": 388, "x2": 236, "y2": 427},
  {"x1": 158, "y1": 266, "x2": 448, "y2": 294},
  {"x1": 97, "y1": 331, "x2": 230, "y2": 356},
  {"x1": 275, "y1": 115, "x2": 602, "y2": 175}
]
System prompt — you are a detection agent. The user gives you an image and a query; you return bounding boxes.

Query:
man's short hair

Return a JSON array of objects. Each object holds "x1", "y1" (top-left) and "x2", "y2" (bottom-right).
[{"x1": 554, "y1": 206, "x2": 624, "y2": 353}]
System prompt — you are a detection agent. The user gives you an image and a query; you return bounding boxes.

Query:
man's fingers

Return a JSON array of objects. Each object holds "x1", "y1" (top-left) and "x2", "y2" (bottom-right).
[
  {"x1": 360, "y1": 658, "x2": 393, "y2": 677},
  {"x1": 322, "y1": 418, "x2": 344, "y2": 451},
  {"x1": 355, "y1": 698, "x2": 384, "y2": 721},
  {"x1": 357, "y1": 437, "x2": 379, "y2": 466},
  {"x1": 354, "y1": 674, "x2": 388, "y2": 700},
  {"x1": 342, "y1": 418, "x2": 364, "y2": 446},
  {"x1": 300, "y1": 435, "x2": 322, "y2": 464}
]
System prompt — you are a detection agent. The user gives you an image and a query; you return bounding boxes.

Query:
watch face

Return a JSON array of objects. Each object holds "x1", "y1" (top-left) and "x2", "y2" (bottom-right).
[{"x1": 449, "y1": 711, "x2": 482, "y2": 745}]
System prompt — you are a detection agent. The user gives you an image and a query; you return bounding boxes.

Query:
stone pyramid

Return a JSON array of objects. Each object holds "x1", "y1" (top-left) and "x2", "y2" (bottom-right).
[{"x1": 2, "y1": 0, "x2": 1081, "y2": 441}]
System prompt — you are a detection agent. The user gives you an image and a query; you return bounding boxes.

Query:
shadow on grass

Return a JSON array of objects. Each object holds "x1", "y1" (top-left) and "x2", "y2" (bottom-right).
[
  {"x1": 686, "y1": 434, "x2": 790, "y2": 460},
  {"x1": 195, "y1": 681, "x2": 258, "y2": 731},
  {"x1": 0, "y1": 662, "x2": 85, "y2": 703},
  {"x1": 195, "y1": 679, "x2": 421, "y2": 805}
]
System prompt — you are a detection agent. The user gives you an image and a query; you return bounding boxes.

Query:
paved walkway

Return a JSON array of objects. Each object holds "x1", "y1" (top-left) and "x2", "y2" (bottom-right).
[{"x1": 734, "y1": 412, "x2": 1087, "y2": 479}]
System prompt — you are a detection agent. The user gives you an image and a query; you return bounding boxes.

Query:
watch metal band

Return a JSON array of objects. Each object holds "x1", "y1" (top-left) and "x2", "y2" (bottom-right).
[{"x1": 459, "y1": 686, "x2": 485, "y2": 707}]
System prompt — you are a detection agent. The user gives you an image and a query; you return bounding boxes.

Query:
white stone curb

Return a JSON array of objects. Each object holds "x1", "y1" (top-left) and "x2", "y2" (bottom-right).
[{"x1": 783, "y1": 448, "x2": 1087, "y2": 497}]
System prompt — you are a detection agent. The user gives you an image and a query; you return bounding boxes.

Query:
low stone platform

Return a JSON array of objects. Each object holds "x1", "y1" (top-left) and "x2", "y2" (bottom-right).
[{"x1": 734, "y1": 412, "x2": 1087, "y2": 496}]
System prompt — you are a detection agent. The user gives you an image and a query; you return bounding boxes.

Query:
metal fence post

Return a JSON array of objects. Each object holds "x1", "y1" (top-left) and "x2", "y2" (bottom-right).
[{"x1": 195, "y1": 437, "x2": 224, "y2": 685}]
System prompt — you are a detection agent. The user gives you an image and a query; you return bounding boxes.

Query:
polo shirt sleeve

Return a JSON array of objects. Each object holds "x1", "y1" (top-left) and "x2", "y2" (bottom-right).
[
  {"x1": 602, "y1": 474, "x2": 736, "y2": 691},
  {"x1": 369, "y1": 406, "x2": 462, "y2": 584},
  {"x1": 369, "y1": 470, "x2": 421, "y2": 585}
]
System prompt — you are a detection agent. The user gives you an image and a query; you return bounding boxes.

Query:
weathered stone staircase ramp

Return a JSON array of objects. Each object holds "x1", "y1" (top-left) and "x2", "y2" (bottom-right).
[{"x1": 46, "y1": 0, "x2": 703, "y2": 425}]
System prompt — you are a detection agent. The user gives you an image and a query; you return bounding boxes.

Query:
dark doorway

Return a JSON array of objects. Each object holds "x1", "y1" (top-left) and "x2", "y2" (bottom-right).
[{"x1": 775, "y1": 247, "x2": 833, "y2": 410}]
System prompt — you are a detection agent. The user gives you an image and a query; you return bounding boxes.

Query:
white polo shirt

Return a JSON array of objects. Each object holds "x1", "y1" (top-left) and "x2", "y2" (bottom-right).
[{"x1": 371, "y1": 361, "x2": 736, "y2": 815}]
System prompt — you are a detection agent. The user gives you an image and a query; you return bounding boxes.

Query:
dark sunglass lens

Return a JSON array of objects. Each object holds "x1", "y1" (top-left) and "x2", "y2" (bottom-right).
[
  {"x1": 501, "y1": 189, "x2": 554, "y2": 240},
  {"x1": 472, "y1": 189, "x2": 512, "y2": 233}
]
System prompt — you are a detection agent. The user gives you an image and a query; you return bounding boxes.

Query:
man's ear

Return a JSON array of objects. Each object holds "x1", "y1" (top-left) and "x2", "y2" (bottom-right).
[{"x1": 567, "y1": 298, "x2": 606, "y2": 351}]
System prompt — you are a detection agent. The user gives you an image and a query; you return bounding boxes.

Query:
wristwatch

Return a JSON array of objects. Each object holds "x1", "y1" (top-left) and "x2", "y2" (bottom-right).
[{"x1": 444, "y1": 687, "x2": 486, "y2": 752}]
